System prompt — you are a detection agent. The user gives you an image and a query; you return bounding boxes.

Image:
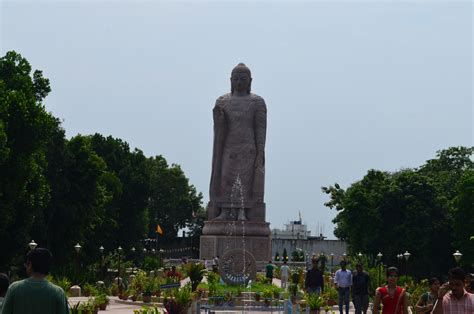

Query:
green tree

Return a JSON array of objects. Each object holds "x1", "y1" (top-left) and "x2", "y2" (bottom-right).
[
  {"x1": 89, "y1": 134, "x2": 150, "y2": 251},
  {"x1": 43, "y1": 135, "x2": 112, "y2": 272},
  {"x1": 0, "y1": 51, "x2": 57, "y2": 269},
  {"x1": 452, "y1": 170, "x2": 474, "y2": 267},
  {"x1": 323, "y1": 147, "x2": 473, "y2": 278},
  {"x1": 147, "y1": 156, "x2": 203, "y2": 242}
]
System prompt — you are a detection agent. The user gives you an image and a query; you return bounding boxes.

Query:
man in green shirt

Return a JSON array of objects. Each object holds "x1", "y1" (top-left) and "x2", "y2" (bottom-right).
[
  {"x1": 265, "y1": 260, "x2": 275, "y2": 284},
  {"x1": 1, "y1": 248, "x2": 69, "y2": 314}
]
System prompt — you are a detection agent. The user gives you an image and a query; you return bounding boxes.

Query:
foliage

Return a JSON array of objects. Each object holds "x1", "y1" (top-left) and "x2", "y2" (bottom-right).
[
  {"x1": 197, "y1": 280, "x2": 283, "y2": 295},
  {"x1": 404, "y1": 278, "x2": 428, "y2": 310},
  {"x1": 135, "y1": 306, "x2": 162, "y2": 314},
  {"x1": 164, "y1": 283, "x2": 192, "y2": 314},
  {"x1": 140, "y1": 275, "x2": 155, "y2": 297},
  {"x1": 262, "y1": 288, "x2": 273, "y2": 300},
  {"x1": 93, "y1": 293, "x2": 109, "y2": 306},
  {"x1": 322, "y1": 286, "x2": 338, "y2": 301},
  {"x1": 206, "y1": 272, "x2": 220, "y2": 297},
  {"x1": 322, "y1": 147, "x2": 473, "y2": 278},
  {"x1": 147, "y1": 156, "x2": 203, "y2": 242},
  {"x1": 282, "y1": 248, "x2": 288, "y2": 261},
  {"x1": 305, "y1": 293, "x2": 324, "y2": 310},
  {"x1": 452, "y1": 169, "x2": 474, "y2": 267},
  {"x1": 46, "y1": 276, "x2": 71, "y2": 295},
  {"x1": 0, "y1": 51, "x2": 205, "y2": 278},
  {"x1": 183, "y1": 262, "x2": 206, "y2": 291},
  {"x1": 289, "y1": 283, "x2": 299, "y2": 297},
  {"x1": 82, "y1": 282, "x2": 99, "y2": 297},
  {"x1": 0, "y1": 50, "x2": 57, "y2": 270},
  {"x1": 292, "y1": 250, "x2": 305, "y2": 262}
]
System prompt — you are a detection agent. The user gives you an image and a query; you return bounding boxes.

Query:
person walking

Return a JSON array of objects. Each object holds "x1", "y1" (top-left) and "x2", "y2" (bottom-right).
[
  {"x1": 1, "y1": 248, "x2": 69, "y2": 314},
  {"x1": 352, "y1": 263, "x2": 370, "y2": 314},
  {"x1": 432, "y1": 267, "x2": 474, "y2": 314},
  {"x1": 265, "y1": 260, "x2": 275, "y2": 284},
  {"x1": 334, "y1": 261, "x2": 352, "y2": 314},
  {"x1": 280, "y1": 261, "x2": 290, "y2": 289},
  {"x1": 373, "y1": 267, "x2": 408, "y2": 314},
  {"x1": 305, "y1": 259, "x2": 324, "y2": 295},
  {"x1": 415, "y1": 277, "x2": 440, "y2": 313}
]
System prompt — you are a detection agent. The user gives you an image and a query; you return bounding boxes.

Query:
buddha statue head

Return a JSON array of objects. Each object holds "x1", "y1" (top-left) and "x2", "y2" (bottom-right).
[{"x1": 230, "y1": 63, "x2": 252, "y2": 95}]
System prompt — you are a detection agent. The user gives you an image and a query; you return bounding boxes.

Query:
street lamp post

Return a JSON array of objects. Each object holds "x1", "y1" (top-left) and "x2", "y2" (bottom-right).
[
  {"x1": 453, "y1": 250, "x2": 462, "y2": 265},
  {"x1": 397, "y1": 254, "x2": 403, "y2": 274},
  {"x1": 330, "y1": 253, "x2": 334, "y2": 273},
  {"x1": 74, "y1": 243, "x2": 82, "y2": 284},
  {"x1": 376, "y1": 252, "x2": 383, "y2": 287},
  {"x1": 131, "y1": 247, "x2": 136, "y2": 267},
  {"x1": 159, "y1": 249, "x2": 164, "y2": 267},
  {"x1": 28, "y1": 240, "x2": 38, "y2": 250},
  {"x1": 99, "y1": 246, "x2": 105, "y2": 280},
  {"x1": 403, "y1": 251, "x2": 411, "y2": 277},
  {"x1": 117, "y1": 246, "x2": 123, "y2": 295}
]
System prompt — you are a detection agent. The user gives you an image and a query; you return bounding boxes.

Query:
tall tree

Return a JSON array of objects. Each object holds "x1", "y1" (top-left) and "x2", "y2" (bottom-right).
[
  {"x1": 323, "y1": 147, "x2": 473, "y2": 278},
  {"x1": 452, "y1": 170, "x2": 474, "y2": 267},
  {"x1": 147, "y1": 156, "x2": 203, "y2": 242},
  {"x1": 90, "y1": 134, "x2": 150, "y2": 250},
  {"x1": 0, "y1": 51, "x2": 57, "y2": 269}
]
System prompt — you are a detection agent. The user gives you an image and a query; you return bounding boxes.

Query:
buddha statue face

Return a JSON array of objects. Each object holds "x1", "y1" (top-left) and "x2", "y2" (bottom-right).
[{"x1": 230, "y1": 63, "x2": 252, "y2": 94}]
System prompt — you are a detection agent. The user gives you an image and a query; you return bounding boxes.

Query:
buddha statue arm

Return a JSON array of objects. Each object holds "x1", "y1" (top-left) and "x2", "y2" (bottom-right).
[
  {"x1": 209, "y1": 98, "x2": 226, "y2": 200},
  {"x1": 254, "y1": 98, "x2": 267, "y2": 168}
]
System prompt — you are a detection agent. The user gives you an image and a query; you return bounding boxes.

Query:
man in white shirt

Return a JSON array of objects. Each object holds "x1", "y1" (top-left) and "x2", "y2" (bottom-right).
[
  {"x1": 334, "y1": 261, "x2": 352, "y2": 314},
  {"x1": 280, "y1": 261, "x2": 290, "y2": 289}
]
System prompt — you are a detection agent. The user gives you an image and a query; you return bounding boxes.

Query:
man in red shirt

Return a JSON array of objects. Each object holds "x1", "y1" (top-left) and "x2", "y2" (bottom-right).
[{"x1": 432, "y1": 267, "x2": 474, "y2": 314}]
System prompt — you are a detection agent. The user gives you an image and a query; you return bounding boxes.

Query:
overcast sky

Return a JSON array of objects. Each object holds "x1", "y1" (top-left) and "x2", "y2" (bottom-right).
[{"x1": 1, "y1": 0, "x2": 472, "y2": 239}]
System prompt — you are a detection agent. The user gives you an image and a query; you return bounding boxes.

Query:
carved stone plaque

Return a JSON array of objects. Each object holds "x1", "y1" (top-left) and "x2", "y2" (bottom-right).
[{"x1": 218, "y1": 249, "x2": 256, "y2": 286}]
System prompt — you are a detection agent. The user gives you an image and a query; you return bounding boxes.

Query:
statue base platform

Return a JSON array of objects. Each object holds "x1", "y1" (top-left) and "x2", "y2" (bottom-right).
[{"x1": 200, "y1": 221, "x2": 271, "y2": 262}]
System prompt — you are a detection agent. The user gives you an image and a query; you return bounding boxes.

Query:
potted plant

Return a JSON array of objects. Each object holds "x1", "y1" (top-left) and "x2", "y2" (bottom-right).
[
  {"x1": 254, "y1": 291, "x2": 261, "y2": 302},
  {"x1": 184, "y1": 262, "x2": 206, "y2": 291},
  {"x1": 140, "y1": 275, "x2": 154, "y2": 303},
  {"x1": 128, "y1": 287, "x2": 138, "y2": 302},
  {"x1": 110, "y1": 282, "x2": 119, "y2": 296},
  {"x1": 305, "y1": 293, "x2": 324, "y2": 314},
  {"x1": 322, "y1": 286, "x2": 338, "y2": 306},
  {"x1": 207, "y1": 272, "x2": 219, "y2": 299},
  {"x1": 82, "y1": 283, "x2": 98, "y2": 297},
  {"x1": 77, "y1": 300, "x2": 97, "y2": 314},
  {"x1": 119, "y1": 288, "x2": 129, "y2": 300},
  {"x1": 223, "y1": 291, "x2": 234, "y2": 306},
  {"x1": 164, "y1": 283, "x2": 192, "y2": 314},
  {"x1": 93, "y1": 293, "x2": 109, "y2": 310},
  {"x1": 262, "y1": 288, "x2": 273, "y2": 306}
]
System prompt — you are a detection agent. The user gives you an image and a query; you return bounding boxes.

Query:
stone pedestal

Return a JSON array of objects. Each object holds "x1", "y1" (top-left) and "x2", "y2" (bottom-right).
[
  {"x1": 69, "y1": 285, "x2": 81, "y2": 297},
  {"x1": 200, "y1": 221, "x2": 271, "y2": 262}
]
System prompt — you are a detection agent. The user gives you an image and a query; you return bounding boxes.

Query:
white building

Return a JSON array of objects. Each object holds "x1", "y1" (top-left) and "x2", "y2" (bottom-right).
[{"x1": 271, "y1": 217, "x2": 347, "y2": 268}]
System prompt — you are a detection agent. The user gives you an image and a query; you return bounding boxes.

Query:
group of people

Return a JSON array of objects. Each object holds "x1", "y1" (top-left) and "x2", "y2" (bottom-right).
[
  {"x1": 296, "y1": 258, "x2": 474, "y2": 314},
  {"x1": 304, "y1": 260, "x2": 369, "y2": 314},
  {"x1": 1, "y1": 248, "x2": 474, "y2": 314}
]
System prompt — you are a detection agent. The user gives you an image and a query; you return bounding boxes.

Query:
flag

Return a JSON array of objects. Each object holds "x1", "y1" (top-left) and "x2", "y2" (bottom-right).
[{"x1": 156, "y1": 224, "x2": 163, "y2": 235}]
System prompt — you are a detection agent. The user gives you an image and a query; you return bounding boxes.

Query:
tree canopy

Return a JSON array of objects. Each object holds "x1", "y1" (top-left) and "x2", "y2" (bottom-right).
[
  {"x1": 323, "y1": 146, "x2": 474, "y2": 277},
  {"x1": 0, "y1": 51, "x2": 204, "y2": 275}
]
